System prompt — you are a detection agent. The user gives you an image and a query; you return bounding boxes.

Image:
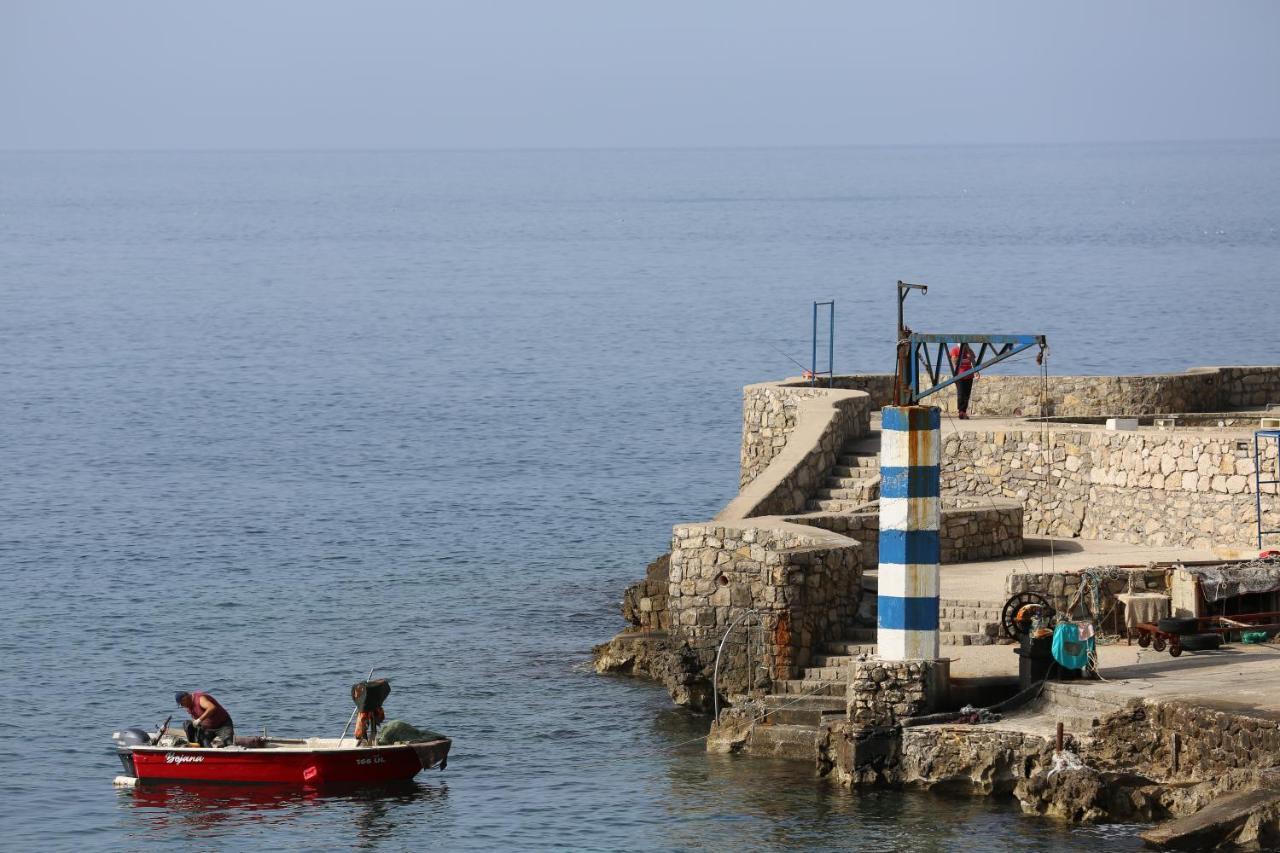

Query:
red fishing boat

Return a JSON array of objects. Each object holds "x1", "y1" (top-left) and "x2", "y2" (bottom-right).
[
  {"x1": 113, "y1": 733, "x2": 450, "y2": 786},
  {"x1": 112, "y1": 678, "x2": 450, "y2": 787}
]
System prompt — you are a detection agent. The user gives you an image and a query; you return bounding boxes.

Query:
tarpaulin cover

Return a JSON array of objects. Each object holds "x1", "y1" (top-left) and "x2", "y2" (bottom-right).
[{"x1": 1186, "y1": 559, "x2": 1280, "y2": 603}]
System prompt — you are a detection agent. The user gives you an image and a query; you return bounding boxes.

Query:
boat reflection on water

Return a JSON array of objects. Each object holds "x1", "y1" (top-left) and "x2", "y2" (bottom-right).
[{"x1": 124, "y1": 779, "x2": 447, "y2": 841}]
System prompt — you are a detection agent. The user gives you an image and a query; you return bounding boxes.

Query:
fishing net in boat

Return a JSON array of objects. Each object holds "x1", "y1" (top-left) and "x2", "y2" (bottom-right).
[{"x1": 376, "y1": 719, "x2": 447, "y2": 745}]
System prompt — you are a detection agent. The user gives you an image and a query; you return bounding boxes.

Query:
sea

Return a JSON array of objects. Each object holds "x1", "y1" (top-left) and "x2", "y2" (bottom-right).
[{"x1": 1, "y1": 143, "x2": 1277, "y2": 851}]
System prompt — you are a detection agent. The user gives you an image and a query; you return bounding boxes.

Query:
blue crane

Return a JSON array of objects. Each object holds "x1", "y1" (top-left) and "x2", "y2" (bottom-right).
[{"x1": 892, "y1": 281, "x2": 1047, "y2": 406}]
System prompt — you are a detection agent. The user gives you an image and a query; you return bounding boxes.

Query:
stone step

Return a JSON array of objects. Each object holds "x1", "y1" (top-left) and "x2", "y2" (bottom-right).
[
  {"x1": 815, "y1": 486, "x2": 878, "y2": 500},
  {"x1": 802, "y1": 665, "x2": 848, "y2": 682},
  {"x1": 1039, "y1": 682, "x2": 1135, "y2": 717},
  {"x1": 939, "y1": 598, "x2": 1006, "y2": 609},
  {"x1": 939, "y1": 631, "x2": 999, "y2": 646},
  {"x1": 830, "y1": 465, "x2": 878, "y2": 479},
  {"x1": 821, "y1": 641, "x2": 878, "y2": 657},
  {"x1": 998, "y1": 683, "x2": 1136, "y2": 738},
  {"x1": 823, "y1": 474, "x2": 877, "y2": 489},
  {"x1": 777, "y1": 679, "x2": 845, "y2": 697},
  {"x1": 746, "y1": 722, "x2": 822, "y2": 760},
  {"x1": 937, "y1": 619, "x2": 1000, "y2": 636},
  {"x1": 837, "y1": 454, "x2": 881, "y2": 469},
  {"x1": 760, "y1": 694, "x2": 846, "y2": 726},
  {"x1": 810, "y1": 654, "x2": 864, "y2": 668},
  {"x1": 807, "y1": 498, "x2": 877, "y2": 513},
  {"x1": 937, "y1": 608, "x2": 1002, "y2": 621}
]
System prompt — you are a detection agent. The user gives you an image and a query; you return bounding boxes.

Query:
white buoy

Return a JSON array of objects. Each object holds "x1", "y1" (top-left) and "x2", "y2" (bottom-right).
[{"x1": 113, "y1": 775, "x2": 138, "y2": 787}]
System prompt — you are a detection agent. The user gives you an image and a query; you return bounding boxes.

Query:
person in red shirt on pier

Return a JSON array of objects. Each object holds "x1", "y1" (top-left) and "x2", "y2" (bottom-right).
[{"x1": 949, "y1": 343, "x2": 978, "y2": 419}]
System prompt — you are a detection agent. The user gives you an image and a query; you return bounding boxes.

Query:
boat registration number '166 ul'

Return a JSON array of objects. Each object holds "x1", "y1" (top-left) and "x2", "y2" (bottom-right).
[
  {"x1": 165, "y1": 754, "x2": 205, "y2": 764},
  {"x1": 355, "y1": 756, "x2": 386, "y2": 766}
]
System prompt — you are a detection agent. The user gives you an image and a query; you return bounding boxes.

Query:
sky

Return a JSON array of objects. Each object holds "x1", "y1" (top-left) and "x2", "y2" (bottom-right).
[{"x1": 1, "y1": 0, "x2": 1278, "y2": 150}]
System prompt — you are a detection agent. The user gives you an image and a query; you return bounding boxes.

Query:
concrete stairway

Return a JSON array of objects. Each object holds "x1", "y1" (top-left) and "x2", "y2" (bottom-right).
[
  {"x1": 806, "y1": 443, "x2": 881, "y2": 512},
  {"x1": 748, "y1": 628, "x2": 877, "y2": 758},
  {"x1": 771, "y1": 628, "x2": 876, "y2": 699},
  {"x1": 991, "y1": 681, "x2": 1136, "y2": 739},
  {"x1": 938, "y1": 598, "x2": 1006, "y2": 646}
]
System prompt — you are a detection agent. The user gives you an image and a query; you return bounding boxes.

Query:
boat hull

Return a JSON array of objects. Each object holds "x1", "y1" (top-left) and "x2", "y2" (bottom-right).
[{"x1": 126, "y1": 739, "x2": 450, "y2": 786}]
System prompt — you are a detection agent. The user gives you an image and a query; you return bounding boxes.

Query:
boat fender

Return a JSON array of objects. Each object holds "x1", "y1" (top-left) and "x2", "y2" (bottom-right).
[{"x1": 303, "y1": 765, "x2": 324, "y2": 785}]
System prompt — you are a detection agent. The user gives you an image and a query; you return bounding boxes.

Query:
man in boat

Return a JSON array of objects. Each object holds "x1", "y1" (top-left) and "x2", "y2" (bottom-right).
[{"x1": 176, "y1": 691, "x2": 235, "y2": 747}]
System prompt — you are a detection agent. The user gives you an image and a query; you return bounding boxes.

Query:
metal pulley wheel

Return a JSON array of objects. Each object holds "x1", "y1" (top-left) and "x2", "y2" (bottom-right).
[{"x1": 1001, "y1": 591, "x2": 1055, "y2": 640}]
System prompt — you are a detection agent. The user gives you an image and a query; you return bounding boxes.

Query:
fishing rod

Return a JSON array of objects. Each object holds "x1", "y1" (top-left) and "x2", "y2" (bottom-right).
[{"x1": 763, "y1": 340, "x2": 813, "y2": 375}]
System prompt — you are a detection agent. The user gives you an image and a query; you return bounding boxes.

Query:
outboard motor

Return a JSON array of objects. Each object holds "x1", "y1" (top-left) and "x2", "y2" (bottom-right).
[
  {"x1": 352, "y1": 679, "x2": 391, "y2": 745},
  {"x1": 111, "y1": 728, "x2": 151, "y2": 775}
]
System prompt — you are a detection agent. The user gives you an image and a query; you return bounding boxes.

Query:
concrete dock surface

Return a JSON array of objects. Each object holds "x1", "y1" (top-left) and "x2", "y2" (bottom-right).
[{"x1": 938, "y1": 535, "x2": 1222, "y2": 602}]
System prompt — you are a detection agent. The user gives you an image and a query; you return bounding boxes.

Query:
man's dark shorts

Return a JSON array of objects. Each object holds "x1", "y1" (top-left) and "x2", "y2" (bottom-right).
[{"x1": 185, "y1": 719, "x2": 235, "y2": 747}]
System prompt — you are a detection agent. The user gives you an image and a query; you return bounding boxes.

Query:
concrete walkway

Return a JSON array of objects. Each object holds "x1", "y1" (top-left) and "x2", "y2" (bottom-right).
[
  {"x1": 938, "y1": 535, "x2": 1220, "y2": 602},
  {"x1": 944, "y1": 641, "x2": 1280, "y2": 719}
]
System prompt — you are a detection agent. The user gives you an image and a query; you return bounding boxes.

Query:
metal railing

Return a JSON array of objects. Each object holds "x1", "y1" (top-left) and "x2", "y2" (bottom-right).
[{"x1": 712, "y1": 608, "x2": 763, "y2": 723}]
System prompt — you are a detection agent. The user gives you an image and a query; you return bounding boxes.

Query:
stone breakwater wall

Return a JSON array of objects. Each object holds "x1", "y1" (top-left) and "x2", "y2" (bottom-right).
[
  {"x1": 819, "y1": 374, "x2": 897, "y2": 408},
  {"x1": 668, "y1": 521, "x2": 862, "y2": 691},
  {"x1": 943, "y1": 426, "x2": 1280, "y2": 549},
  {"x1": 931, "y1": 365, "x2": 1280, "y2": 417},
  {"x1": 815, "y1": 366, "x2": 1280, "y2": 419},
  {"x1": 1089, "y1": 698, "x2": 1280, "y2": 783},
  {"x1": 731, "y1": 384, "x2": 872, "y2": 516},
  {"x1": 789, "y1": 499, "x2": 1023, "y2": 565},
  {"x1": 737, "y1": 381, "x2": 875, "y2": 494},
  {"x1": 1213, "y1": 365, "x2": 1280, "y2": 409},
  {"x1": 1006, "y1": 568, "x2": 1167, "y2": 620}
]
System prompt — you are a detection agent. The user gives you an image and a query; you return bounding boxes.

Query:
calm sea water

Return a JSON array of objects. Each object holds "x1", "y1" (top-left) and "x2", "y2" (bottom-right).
[{"x1": 1, "y1": 144, "x2": 1276, "y2": 851}]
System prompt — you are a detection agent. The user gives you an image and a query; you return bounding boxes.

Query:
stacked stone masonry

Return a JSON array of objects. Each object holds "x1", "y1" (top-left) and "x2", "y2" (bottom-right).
[
  {"x1": 847, "y1": 659, "x2": 944, "y2": 727},
  {"x1": 943, "y1": 427, "x2": 1280, "y2": 549},
  {"x1": 789, "y1": 500, "x2": 1022, "y2": 565},
  {"x1": 736, "y1": 384, "x2": 872, "y2": 514},
  {"x1": 668, "y1": 522, "x2": 862, "y2": 693},
  {"x1": 1006, "y1": 568, "x2": 1168, "y2": 621},
  {"x1": 621, "y1": 554, "x2": 671, "y2": 632},
  {"x1": 812, "y1": 366, "x2": 1280, "y2": 420}
]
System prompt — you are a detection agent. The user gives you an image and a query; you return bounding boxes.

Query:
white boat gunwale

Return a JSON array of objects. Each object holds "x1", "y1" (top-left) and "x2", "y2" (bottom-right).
[{"x1": 127, "y1": 737, "x2": 450, "y2": 755}]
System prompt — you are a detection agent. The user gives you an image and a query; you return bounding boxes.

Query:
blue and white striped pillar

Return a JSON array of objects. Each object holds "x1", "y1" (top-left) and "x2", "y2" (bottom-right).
[{"x1": 877, "y1": 405, "x2": 941, "y2": 661}]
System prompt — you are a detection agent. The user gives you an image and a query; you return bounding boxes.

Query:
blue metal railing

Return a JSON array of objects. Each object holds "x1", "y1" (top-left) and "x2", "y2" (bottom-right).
[{"x1": 810, "y1": 300, "x2": 834, "y2": 387}]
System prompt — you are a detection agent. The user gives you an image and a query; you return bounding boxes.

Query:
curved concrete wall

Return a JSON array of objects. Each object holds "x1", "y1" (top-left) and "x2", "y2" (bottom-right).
[{"x1": 730, "y1": 384, "x2": 872, "y2": 519}]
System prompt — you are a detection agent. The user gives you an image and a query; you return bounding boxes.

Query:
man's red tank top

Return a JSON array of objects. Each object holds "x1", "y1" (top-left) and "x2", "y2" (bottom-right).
[{"x1": 190, "y1": 692, "x2": 231, "y2": 728}]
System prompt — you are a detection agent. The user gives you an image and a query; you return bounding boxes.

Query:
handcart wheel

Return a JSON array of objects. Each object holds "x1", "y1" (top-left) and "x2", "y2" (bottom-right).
[
  {"x1": 1152, "y1": 635, "x2": 1167, "y2": 653},
  {"x1": 1137, "y1": 632, "x2": 1151, "y2": 648},
  {"x1": 1169, "y1": 640, "x2": 1182, "y2": 657},
  {"x1": 1001, "y1": 592, "x2": 1054, "y2": 640}
]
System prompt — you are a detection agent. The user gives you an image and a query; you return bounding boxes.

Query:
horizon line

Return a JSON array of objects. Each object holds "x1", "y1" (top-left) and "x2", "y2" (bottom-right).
[{"x1": 2, "y1": 136, "x2": 1279, "y2": 155}]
